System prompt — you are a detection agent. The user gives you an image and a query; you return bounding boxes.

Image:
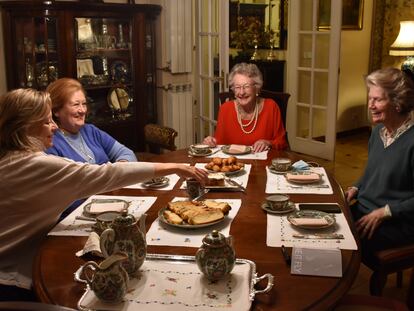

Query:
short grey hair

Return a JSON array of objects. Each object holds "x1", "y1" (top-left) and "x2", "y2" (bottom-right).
[
  {"x1": 365, "y1": 67, "x2": 414, "y2": 114},
  {"x1": 228, "y1": 63, "x2": 263, "y2": 92}
]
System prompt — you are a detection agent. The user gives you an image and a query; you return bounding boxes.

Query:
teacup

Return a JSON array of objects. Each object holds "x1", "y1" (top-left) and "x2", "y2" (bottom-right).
[
  {"x1": 266, "y1": 194, "x2": 290, "y2": 211},
  {"x1": 186, "y1": 178, "x2": 203, "y2": 200},
  {"x1": 271, "y1": 158, "x2": 292, "y2": 172},
  {"x1": 190, "y1": 144, "x2": 210, "y2": 154}
]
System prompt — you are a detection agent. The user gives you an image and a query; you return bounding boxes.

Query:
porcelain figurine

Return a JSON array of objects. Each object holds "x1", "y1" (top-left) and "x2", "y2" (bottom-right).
[
  {"x1": 196, "y1": 230, "x2": 235, "y2": 281},
  {"x1": 100, "y1": 212, "x2": 147, "y2": 276},
  {"x1": 76, "y1": 252, "x2": 129, "y2": 304}
]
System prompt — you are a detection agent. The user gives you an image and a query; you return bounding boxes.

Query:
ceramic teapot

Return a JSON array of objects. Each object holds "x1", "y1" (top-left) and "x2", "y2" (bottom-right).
[
  {"x1": 75, "y1": 252, "x2": 129, "y2": 303},
  {"x1": 196, "y1": 230, "x2": 235, "y2": 281},
  {"x1": 100, "y1": 212, "x2": 147, "y2": 276}
]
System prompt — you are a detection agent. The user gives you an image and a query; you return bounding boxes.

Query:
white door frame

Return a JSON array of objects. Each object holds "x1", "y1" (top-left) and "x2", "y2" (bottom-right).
[{"x1": 286, "y1": 0, "x2": 342, "y2": 160}]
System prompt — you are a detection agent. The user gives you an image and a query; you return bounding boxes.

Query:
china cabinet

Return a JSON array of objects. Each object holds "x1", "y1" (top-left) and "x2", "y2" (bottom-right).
[{"x1": 0, "y1": 1, "x2": 161, "y2": 150}]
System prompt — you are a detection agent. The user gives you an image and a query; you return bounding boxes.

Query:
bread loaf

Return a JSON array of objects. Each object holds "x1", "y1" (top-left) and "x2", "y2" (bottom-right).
[
  {"x1": 188, "y1": 209, "x2": 224, "y2": 225},
  {"x1": 165, "y1": 200, "x2": 229, "y2": 225},
  {"x1": 163, "y1": 210, "x2": 183, "y2": 224}
]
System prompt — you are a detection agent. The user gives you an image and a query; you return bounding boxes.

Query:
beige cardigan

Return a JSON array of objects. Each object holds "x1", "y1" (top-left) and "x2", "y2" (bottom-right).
[{"x1": 0, "y1": 151, "x2": 155, "y2": 289}]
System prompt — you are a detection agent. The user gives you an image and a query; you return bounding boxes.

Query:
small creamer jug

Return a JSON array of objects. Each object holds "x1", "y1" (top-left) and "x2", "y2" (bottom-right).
[
  {"x1": 100, "y1": 212, "x2": 146, "y2": 276},
  {"x1": 196, "y1": 230, "x2": 235, "y2": 281},
  {"x1": 75, "y1": 252, "x2": 129, "y2": 304}
]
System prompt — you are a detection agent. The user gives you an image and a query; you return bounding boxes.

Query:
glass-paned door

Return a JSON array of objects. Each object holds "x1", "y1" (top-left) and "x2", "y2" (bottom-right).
[
  {"x1": 286, "y1": 0, "x2": 341, "y2": 160},
  {"x1": 196, "y1": 0, "x2": 229, "y2": 141}
]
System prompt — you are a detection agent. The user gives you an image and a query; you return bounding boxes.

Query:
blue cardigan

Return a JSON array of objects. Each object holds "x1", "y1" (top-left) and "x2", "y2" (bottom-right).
[{"x1": 46, "y1": 124, "x2": 137, "y2": 164}]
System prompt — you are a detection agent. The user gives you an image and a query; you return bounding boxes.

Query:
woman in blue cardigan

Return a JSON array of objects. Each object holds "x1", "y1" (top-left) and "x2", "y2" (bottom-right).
[
  {"x1": 45, "y1": 78, "x2": 136, "y2": 164},
  {"x1": 346, "y1": 67, "x2": 414, "y2": 267},
  {"x1": 45, "y1": 78, "x2": 137, "y2": 218}
]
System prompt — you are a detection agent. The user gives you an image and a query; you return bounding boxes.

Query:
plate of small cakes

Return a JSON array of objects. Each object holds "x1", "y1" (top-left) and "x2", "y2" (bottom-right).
[{"x1": 204, "y1": 156, "x2": 245, "y2": 176}]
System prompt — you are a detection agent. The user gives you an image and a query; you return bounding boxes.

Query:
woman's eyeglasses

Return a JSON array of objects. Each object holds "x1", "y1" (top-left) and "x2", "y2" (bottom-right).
[{"x1": 231, "y1": 83, "x2": 255, "y2": 92}]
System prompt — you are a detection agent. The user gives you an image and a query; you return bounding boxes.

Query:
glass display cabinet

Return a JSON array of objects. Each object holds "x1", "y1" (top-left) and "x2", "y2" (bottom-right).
[{"x1": 0, "y1": 2, "x2": 161, "y2": 151}]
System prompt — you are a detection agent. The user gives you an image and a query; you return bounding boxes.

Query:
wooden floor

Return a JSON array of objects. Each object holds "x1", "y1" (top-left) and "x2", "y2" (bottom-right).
[{"x1": 330, "y1": 129, "x2": 411, "y2": 308}]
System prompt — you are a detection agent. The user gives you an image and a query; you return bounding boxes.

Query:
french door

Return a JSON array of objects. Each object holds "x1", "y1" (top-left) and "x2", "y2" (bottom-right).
[
  {"x1": 196, "y1": 0, "x2": 229, "y2": 142},
  {"x1": 286, "y1": 0, "x2": 342, "y2": 160}
]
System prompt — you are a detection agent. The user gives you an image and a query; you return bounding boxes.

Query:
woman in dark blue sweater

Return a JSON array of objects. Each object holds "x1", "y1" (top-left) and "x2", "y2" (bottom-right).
[{"x1": 346, "y1": 67, "x2": 414, "y2": 267}]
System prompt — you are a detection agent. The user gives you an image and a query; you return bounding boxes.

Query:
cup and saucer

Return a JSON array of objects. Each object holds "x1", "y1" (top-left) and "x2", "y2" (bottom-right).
[
  {"x1": 188, "y1": 144, "x2": 212, "y2": 157},
  {"x1": 261, "y1": 194, "x2": 296, "y2": 214},
  {"x1": 268, "y1": 157, "x2": 293, "y2": 174}
]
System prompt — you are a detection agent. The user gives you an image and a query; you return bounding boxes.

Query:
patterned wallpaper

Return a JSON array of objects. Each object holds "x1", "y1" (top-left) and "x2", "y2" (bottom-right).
[{"x1": 371, "y1": 0, "x2": 414, "y2": 71}]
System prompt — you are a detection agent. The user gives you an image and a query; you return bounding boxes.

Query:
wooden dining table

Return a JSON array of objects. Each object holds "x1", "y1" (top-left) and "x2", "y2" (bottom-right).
[{"x1": 33, "y1": 148, "x2": 360, "y2": 310}]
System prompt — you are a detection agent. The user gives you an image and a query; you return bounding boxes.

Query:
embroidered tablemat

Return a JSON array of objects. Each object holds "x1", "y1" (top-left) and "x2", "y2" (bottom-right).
[
  {"x1": 78, "y1": 259, "x2": 251, "y2": 311},
  {"x1": 206, "y1": 146, "x2": 268, "y2": 160},
  {"x1": 124, "y1": 173, "x2": 181, "y2": 190},
  {"x1": 265, "y1": 167, "x2": 334, "y2": 194},
  {"x1": 180, "y1": 164, "x2": 251, "y2": 190},
  {"x1": 266, "y1": 208, "x2": 357, "y2": 250},
  {"x1": 146, "y1": 198, "x2": 241, "y2": 247},
  {"x1": 48, "y1": 195, "x2": 156, "y2": 237}
]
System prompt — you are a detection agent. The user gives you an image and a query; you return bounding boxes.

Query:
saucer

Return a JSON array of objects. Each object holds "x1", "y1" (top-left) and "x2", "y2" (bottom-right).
[
  {"x1": 142, "y1": 177, "x2": 170, "y2": 188},
  {"x1": 261, "y1": 201, "x2": 296, "y2": 214},
  {"x1": 268, "y1": 165, "x2": 293, "y2": 175},
  {"x1": 188, "y1": 149, "x2": 213, "y2": 157}
]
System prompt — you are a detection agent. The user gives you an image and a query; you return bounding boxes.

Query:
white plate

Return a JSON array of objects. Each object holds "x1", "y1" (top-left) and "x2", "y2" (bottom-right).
[
  {"x1": 285, "y1": 171, "x2": 322, "y2": 184},
  {"x1": 261, "y1": 201, "x2": 296, "y2": 214},
  {"x1": 83, "y1": 198, "x2": 129, "y2": 217},
  {"x1": 206, "y1": 167, "x2": 245, "y2": 177}
]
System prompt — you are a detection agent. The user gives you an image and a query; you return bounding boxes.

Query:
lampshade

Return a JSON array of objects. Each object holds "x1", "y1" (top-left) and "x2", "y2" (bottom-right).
[{"x1": 389, "y1": 21, "x2": 414, "y2": 56}]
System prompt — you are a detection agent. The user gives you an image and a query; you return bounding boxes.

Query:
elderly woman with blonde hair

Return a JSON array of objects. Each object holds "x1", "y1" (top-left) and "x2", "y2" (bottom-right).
[{"x1": 0, "y1": 88, "x2": 207, "y2": 301}]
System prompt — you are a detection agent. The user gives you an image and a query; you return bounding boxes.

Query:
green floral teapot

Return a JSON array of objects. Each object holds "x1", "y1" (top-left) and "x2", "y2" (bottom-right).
[
  {"x1": 196, "y1": 230, "x2": 235, "y2": 281},
  {"x1": 100, "y1": 212, "x2": 146, "y2": 276}
]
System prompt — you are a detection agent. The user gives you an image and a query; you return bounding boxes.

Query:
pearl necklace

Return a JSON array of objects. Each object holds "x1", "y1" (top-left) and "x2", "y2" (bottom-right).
[
  {"x1": 235, "y1": 99, "x2": 259, "y2": 134},
  {"x1": 61, "y1": 130, "x2": 94, "y2": 162}
]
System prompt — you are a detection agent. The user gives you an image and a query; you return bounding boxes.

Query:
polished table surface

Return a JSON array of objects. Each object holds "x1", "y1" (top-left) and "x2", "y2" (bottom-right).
[{"x1": 33, "y1": 149, "x2": 360, "y2": 310}]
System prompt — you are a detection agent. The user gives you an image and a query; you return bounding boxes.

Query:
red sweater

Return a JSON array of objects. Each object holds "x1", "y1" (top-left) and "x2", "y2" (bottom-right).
[{"x1": 214, "y1": 98, "x2": 288, "y2": 150}]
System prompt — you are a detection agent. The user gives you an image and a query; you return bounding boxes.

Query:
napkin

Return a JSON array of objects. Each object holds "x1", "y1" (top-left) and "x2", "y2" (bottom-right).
[
  {"x1": 291, "y1": 160, "x2": 310, "y2": 170},
  {"x1": 228, "y1": 144, "x2": 247, "y2": 154},
  {"x1": 285, "y1": 172, "x2": 320, "y2": 182},
  {"x1": 89, "y1": 202, "x2": 126, "y2": 214},
  {"x1": 76, "y1": 232, "x2": 104, "y2": 257},
  {"x1": 289, "y1": 218, "x2": 329, "y2": 227}
]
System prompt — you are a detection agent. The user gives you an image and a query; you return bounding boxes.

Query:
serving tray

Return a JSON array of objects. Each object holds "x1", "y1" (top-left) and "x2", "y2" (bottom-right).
[{"x1": 76, "y1": 253, "x2": 273, "y2": 311}]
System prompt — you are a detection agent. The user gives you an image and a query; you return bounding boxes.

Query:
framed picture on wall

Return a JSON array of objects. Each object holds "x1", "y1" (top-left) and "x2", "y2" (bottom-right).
[{"x1": 318, "y1": 0, "x2": 364, "y2": 30}]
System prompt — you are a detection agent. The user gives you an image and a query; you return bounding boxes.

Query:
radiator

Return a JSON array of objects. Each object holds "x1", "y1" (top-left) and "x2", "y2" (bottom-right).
[
  {"x1": 167, "y1": 0, "x2": 192, "y2": 73},
  {"x1": 167, "y1": 83, "x2": 193, "y2": 149}
]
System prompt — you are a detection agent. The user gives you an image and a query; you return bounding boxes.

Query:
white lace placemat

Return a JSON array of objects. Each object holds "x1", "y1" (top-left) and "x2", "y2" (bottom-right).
[
  {"x1": 266, "y1": 208, "x2": 357, "y2": 250},
  {"x1": 48, "y1": 195, "x2": 156, "y2": 236},
  {"x1": 265, "y1": 167, "x2": 333, "y2": 194},
  {"x1": 146, "y1": 198, "x2": 241, "y2": 247},
  {"x1": 180, "y1": 164, "x2": 251, "y2": 191},
  {"x1": 124, "y1": 173, "x2": 181, "y2": 190},
  {"x1": 78, "y1": 259, "x2": 252, "y2": 311},
  {"x1": 206, "y1": 146, "x2": 268, "y2": 160}
]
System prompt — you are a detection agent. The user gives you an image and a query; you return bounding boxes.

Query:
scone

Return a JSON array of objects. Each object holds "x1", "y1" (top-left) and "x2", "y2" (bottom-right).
[{"x1": 207, "y1": 173, "x2": 225, "y2": 186}]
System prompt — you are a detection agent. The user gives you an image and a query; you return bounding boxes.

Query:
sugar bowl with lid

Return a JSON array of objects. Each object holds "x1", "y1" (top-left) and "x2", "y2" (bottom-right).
[{"x1": 196, "y1": 230, "x2": 235, "y2": 281}]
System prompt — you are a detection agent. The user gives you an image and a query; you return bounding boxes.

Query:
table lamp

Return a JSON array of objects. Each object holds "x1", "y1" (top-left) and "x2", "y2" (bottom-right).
[{"x1": 389, "y1": 21, "x2": 414, "y2": 73}]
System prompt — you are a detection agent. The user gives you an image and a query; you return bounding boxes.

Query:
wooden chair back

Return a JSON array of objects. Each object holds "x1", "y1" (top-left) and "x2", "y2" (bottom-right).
[{"x1": 368, "y1": 244, "x2": 414, "y2": 310}]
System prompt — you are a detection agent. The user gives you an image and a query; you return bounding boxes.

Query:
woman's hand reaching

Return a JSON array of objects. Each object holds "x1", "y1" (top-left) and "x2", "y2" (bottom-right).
[
  {"x1": 202, "y1": 136, "x2": 217, "y2": 147},
  {"x1": 154, "y1": 163, "x2": 208, "y2": 184}
]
